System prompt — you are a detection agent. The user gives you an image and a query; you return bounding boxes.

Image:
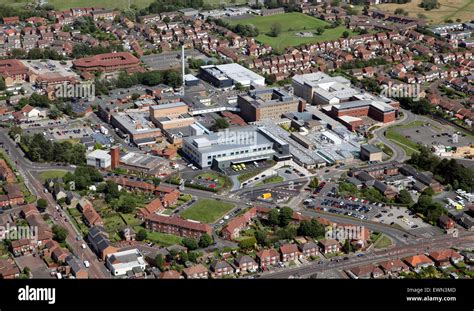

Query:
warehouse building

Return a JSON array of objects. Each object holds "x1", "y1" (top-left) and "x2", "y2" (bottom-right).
[
  {"x1": 182, "y1": 126, "x2": 289, "y2": 169},
  {"x1": 199, "y1": 64, "x2": 265, "y2": 88},
  {"x1": 292, "y1": 72, "x2": 355, "y2": 106}
]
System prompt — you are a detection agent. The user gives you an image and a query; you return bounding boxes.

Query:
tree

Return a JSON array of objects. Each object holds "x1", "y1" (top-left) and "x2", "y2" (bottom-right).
[
  {"x1": 268, "y1": 209, "x2": 280, "y2": 226},
  {"x1": 342, "y1": 31, "x2": 350, "y2": 38},
  {"x1": 421, "y1": 0, "x2": 438, "y2": 10},
  {"x1": 255, "y1": 230, "x2": 269, "y2": 246},
  {"x1": 278, "y1": 207, "x2": 294, "y2": 227},
  {"x1": 269, "y1": 23, "x2": 282, "y2": 37},
  {"x1": 155, "y1": 254, "x2": 165, "y2": 269},
  {"x1": 309, "y1": 177, "x2": 319, "y2": 189},
  {"x1": 238, "y1": 236, "x2": 256, "y2": 250},
  {"x1": 394, "y1": 8, "x2": 405, "y2": 15},
  {"x1": 297, "y1": 219, "x2": 325, "y2": 238},
  {"x1": 188, "y1": 251, "x2": 201, "y2": 263},
  {"x1": 136, "y1": 229, "x2": 147, "y2": 241},
  {"x1": 316, "y1": 27, "x2": 325, "y2": 35},
  {"x1": 198, "y1": 233, "x2": 213, "y2": 248},
  {"x1": 182, "y1": 237, "x2": 198, "y2": 250},
  {"x1": 36, "y1": 198, "x2": 48, "y2": 211},
  {"x1": 0, "y1": 76, "x2": 5, "y2": 91},
  {"x1": 342, "y1": 239, "x2": 353, "y2": 253},
  {"x1": 396, "y1": 189, "x2": 413, "y2": 205},
  {"x1": 52, "y1": 225, "x2": 68, "y2": 243},
  {"x1": 211, "y1": 118, "x2": 229, "y2": 131}
]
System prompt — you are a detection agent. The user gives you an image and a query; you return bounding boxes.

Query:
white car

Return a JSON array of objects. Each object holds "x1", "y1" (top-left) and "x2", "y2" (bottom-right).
[
  {"x1": 81, "y1": 244, "x2": 87, "y2": 249},
  {"x1": 83, "y1": 260, "x2": 90, "y2": 268}
]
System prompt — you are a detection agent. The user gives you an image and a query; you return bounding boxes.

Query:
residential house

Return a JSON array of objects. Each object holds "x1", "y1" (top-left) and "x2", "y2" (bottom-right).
[
  {"x1": 210, "y1": 260, "x2": 234, "y2": 278},
  {"x1": 183, "y1": 264, "x2": 208, "y2": 279},
  {"x1": 404, "y1": 254, "x2": 435, "y2": 271},
  {"x1": 318, "y1": 239, "x2": 340, "y2": 254},
  {"x1": 234, "y1": 255, "x2": 258, "y2": 274},
  {"x1": 280, "y1": 244, "x2": 301, "y2": 263},
  {"x1": 428, "y1": 249, "x2": 463, "y2": 268},
  {"x1": 256, "y1": 249, "x2": 279, "y2": 269}
]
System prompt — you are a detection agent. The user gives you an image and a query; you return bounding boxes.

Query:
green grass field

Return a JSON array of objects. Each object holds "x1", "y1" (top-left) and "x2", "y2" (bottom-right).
[
  {"x1": 39, "y1": 170, "x2": 67, "y2": 182},
  {"x1": 226, "y1": 13, "x2": 356, "y2": 51},
  {"x1": 386, "y1": 126, "x2": 421, "y2": 156},
  {"x1": 373, "y1": 234, "x2": 393, "y2": 249},
  {"x1": 180, "y1": 199, "x2": 234, "y2": 223},
  {"x1": 256, "y1": 175, "x2": 284, "y2": 186}
]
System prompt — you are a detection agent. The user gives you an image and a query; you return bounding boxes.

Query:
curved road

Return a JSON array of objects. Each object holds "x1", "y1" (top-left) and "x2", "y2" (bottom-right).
[{"x1": 369, "y1": 108, "x2": 417, "y2": 163}]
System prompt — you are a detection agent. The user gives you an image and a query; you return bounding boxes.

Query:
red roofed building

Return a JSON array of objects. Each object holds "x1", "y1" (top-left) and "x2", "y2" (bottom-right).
[
  {"x1": 221, "y1": 207, "x2": 257, "y2": 240},
  {"x1": 145, "y1": 214, "x2": 212, "y2": 239},
  {"x1": 280, "y1": 244, "x2": 301, "y2": 262},
  {"x1": 73, "y1": 52, "x2": 141, "y2": 74},
  {"x1": 256, "y1": 248, "x2": 280, "y2": 268},
  {"x1": 428, "y1": 249, "x2": 463, "y2": 268},
  {"x1": 0, "y1": 59, "x2": 29, "y2": 87},
  {"x1": 404, "y1": 254, "x2": 434, "y2": 270},
  {"x1": 137, "y1": 198, "x2": 164, "y2": 220},
  {"x1": 2, "y1": 16, "x2": 20, "y2": 25}
]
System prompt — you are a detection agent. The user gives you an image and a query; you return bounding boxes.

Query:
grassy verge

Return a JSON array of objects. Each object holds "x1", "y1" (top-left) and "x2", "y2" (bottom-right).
[
  {"x1": 39, "y1": 170, "x2": 68, "y2": 182},
  {"x1": 256, "y1": 175, "x2": 284, "y2": 186}
]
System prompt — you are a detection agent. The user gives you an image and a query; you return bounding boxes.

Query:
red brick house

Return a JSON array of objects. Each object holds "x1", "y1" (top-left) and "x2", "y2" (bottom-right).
[
  {"x1": 256, "y1": 249, "x2": 279, "y2": 269},
  {"x1": 428, "y1": 249, "x2": 463, "y2": 268},
  {"x1": 280, "y1": 244, "x2": 301, "y2": 262},
  {"x1": 183, "y1": 264, "x2": 208, "y2": 279},
  {"x1": 318, "y1": 239, "x2": 340, "y2": 254}
]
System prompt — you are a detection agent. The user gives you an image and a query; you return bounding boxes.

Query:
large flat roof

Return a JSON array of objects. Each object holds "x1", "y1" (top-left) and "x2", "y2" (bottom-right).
[
  {"x1": 215, "y1": 63, "x2": 265, "y2": 87},
  {"x1": 184, "y1": 126, "x2": 273, "y2": 153}
]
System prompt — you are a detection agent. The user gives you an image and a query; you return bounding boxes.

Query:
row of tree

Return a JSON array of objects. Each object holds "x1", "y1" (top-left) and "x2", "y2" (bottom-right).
[{"x1": 408, "y1": 146, "x2": 474, "y2": 191}]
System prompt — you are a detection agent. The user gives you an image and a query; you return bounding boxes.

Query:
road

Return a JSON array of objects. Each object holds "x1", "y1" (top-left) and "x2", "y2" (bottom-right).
[
  {"x1": 369, "y1": 108, "x2": 415, "y2": 163},
  {"x1": 260, "y1": 233, "x2": 474, "y2": 279},
  {"x1": 0, "y1": 128, "x2": 110, "y2": 278}
]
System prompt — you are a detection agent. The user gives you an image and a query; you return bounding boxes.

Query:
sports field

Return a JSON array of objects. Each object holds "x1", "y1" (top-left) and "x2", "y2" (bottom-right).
[
  {"x1": 374, "y1": 0, "x2": 474, "y2": 24},
  {"x1": 226, "y1": 12, "x2": 356, "y2": 51}
]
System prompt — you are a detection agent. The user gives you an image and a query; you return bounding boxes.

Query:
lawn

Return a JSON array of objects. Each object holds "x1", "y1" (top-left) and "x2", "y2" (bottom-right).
[
  {"x1": 374, "y1": 0, "x2": 474, "y2": 24},
  {"x1": 39, "y1": 170, "x2": 68, "y2": 182},
  {"x1": 195, "y1": 172, "x2": 232, "y2": 190},
  {"x1": 386, "y1": 126, "x2": 420, "y2": 156},
  {"x1": 180, "y1": 199, "x2": 234, "y2": 223},
  {"x1": 226, "y1": 12, "x2": 356, "y2": 51},
  {"x1": 256, "y1": 175, "x2": 284, "y2": 186},
  {"x1": 134, "y1": 226, "x2": 183, "y2": 246},
  {"x1": 373, "y1": 234, "x2": 393, "y2": 249}
]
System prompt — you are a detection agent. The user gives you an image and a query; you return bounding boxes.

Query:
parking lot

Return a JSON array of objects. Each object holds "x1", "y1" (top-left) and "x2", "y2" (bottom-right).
[
  {"x1": 22, "y1": 59, "x2": 76, "y2": 77},
  {"x1": 397, "y1": 120, "x2": 472, "y2": 148},
  {"x1": 141, "y1": 49, "x2": 208, "y2": 71},
  {"x1": 372, "y1": 205, "x2": 430, "y2": 231},
  {"x1": 240, "y1": 183, "x2": 305, "y2": 204},
  {"x1": 222, "y1": 159, "x2": 273, "y2": 178},
  {"x1": 306, "y1": 194, "x2": 378, "y2": 221}
]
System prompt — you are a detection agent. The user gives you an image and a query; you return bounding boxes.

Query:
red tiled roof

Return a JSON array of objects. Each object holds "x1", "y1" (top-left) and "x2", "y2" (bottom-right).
[
  {"x1": 146, "y1": 214, "x2": 212, "y2": 234},
  {"x1": 429, "y1": 249, "x2": 463, "y2": 262},
  {"x1": 73, "y1": 52, "x2": 140, "y2": 70},
  {"x1": 404, "y1": 254, "x2": 433, "y2": 267},
  {"x1": 280, "y1": 244, "x2": 299, "y2": 254}
]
